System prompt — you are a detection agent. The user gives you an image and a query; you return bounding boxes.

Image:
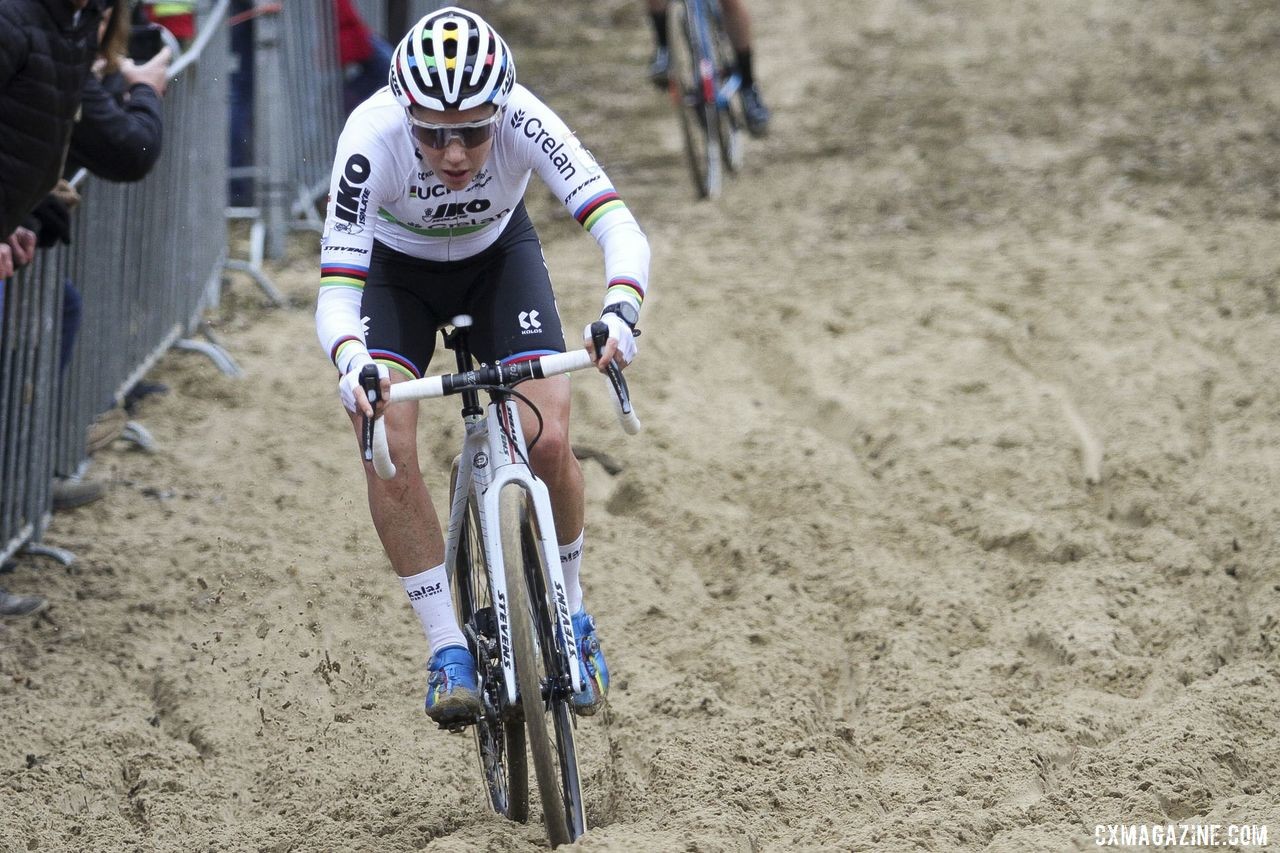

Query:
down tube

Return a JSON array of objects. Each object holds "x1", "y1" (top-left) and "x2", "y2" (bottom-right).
[{"x1": 480, "y1": 473, "x2": 518, "y2": 707}]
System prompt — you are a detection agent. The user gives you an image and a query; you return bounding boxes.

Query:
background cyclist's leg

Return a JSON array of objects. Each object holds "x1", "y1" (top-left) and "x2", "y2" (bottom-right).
[
  {"x1": 720, "y1": 0, "x2": 751, "y2": 53},
  {"x1": 719, "y1": 0, "x2": 770, "y2": 135},
  {"x1": 646, "y1": 0, "x2": 671, "y2": 86}
]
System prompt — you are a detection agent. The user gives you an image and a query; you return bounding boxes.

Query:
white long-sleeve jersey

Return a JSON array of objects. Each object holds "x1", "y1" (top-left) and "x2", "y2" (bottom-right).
[{"x1": 316, "y1": 85, "x2": 650, "y2": 373}]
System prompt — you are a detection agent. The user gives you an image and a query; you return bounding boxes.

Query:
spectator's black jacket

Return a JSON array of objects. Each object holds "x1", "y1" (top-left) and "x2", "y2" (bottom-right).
[
  {"x1": 0, "y1": 0, "x2": 101, "y2": 238},
  {"x1": 66, "y1": 73, "x2": 164, "y2": 182}
]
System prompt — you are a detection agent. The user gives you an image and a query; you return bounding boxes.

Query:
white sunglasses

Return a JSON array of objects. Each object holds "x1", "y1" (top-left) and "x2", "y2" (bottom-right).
[{"x1": 406, "y1": 109, "x2": 502, "y2": 149}]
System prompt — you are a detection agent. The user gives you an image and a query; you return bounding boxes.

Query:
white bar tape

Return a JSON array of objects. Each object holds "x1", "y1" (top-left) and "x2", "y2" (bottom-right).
[{"x1": 371, "y1": 417, "x2": 397, "y2": 480}]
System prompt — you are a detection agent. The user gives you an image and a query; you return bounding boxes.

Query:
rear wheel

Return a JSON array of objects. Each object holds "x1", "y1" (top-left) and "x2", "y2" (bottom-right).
[
  {"x1": 502, "y1": 486, "x2": 585, "y2": 846},
  {"x1": 450, "y1": 458, "x2": 528, "y2": 823},
  {"x1": 667, "y1": 0, "x2": 722, "y2": 199}
]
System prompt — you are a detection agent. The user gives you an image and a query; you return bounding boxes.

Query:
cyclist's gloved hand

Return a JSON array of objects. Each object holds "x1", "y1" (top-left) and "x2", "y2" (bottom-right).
[
  {"x1": 584, "y1": 313, "x2": 637, "y2": 368},
  {"x1": 339, "y1": 356, "x2": 389, "y2": 415}
]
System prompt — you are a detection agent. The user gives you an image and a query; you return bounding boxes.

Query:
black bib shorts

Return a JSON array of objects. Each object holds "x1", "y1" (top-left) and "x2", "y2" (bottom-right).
[{"x1": 361, "y1": 203, "x2": 566, "y2": 377}]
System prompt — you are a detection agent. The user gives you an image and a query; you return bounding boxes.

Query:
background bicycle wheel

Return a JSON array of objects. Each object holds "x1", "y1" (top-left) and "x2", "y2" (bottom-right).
[{"x1": 4, "y1": 0, "x2": 1279, "y2": 850}]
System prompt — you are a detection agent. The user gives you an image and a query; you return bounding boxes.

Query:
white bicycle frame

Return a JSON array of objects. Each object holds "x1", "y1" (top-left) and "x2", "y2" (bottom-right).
[
  {"x1": 369, "y1": 346, "x2": 639, "y2": 707},
  {"x1": 444, "y1": 395, "x2": 582, "y2": 704}
]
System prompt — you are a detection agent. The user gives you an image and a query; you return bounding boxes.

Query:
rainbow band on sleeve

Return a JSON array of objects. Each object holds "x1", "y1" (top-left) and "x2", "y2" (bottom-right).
[
  {"x1": 320, "y1": 262, "x2": 369, "y2": 290},
  {"x1": 573, "y1": 190, "x2": 627, "y2": 232},
  {"x1": 331, "y1": 336, "x2": 364, "y2": 370},
  {"x1": 605, "y1": 276, "x2": 644, "y2": 307}
]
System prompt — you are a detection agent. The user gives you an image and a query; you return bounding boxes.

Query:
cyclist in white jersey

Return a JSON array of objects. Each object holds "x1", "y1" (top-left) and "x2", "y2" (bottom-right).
[{"x1": 314, "y1": 7, "x2": 649, "y2": 725}]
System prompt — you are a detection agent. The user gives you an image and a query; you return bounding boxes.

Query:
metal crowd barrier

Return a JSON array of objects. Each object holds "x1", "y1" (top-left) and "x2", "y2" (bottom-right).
[
  {"x1": 0, "y1": 0, "x2": 233, "y2": 566},
  {"x1": 236, "y1": 0, "x2": 450, "y2": 261},
  {"x1": 352, "y1": 0, "x2": 451, "y2": 38},
  {"x1": 235, "y1": 0, "x2": 344, "y2": 260}
]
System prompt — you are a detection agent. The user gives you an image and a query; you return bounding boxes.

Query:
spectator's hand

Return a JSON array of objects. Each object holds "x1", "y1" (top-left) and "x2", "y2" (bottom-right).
[
  {"x1": 0, "y1": 243, "x2": 12, "y2": 279},
  {"x1": 8, "y1": 228, "x2": 37, "y2": 265},
  {"x1": 51, "y1": 179, "x2": 80, "y2": 211},
  {"x1": 120, "y1": 47, "x2": 173, "y2": 97},
  {"x1": 29, "y1": 196, "x2": 72, "y2": 248}
]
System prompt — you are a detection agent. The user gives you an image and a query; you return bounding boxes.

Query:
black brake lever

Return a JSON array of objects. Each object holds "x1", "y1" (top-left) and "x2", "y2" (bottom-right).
[
  {"x1": 359, "y1": 363, "x2": 380, "y2": 461},
  {"x1": 589, "y1": 320, "x2": 635, "y2": 415}
]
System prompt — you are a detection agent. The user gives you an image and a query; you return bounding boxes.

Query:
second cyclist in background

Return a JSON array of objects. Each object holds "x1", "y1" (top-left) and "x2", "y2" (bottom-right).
[{"x1": 645, "y1": 0, "x2": 771, "y2": 136}]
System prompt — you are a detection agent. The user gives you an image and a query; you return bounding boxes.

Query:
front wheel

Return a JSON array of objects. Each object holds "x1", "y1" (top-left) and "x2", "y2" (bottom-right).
[
  {"x1": 450, "y1": 458, "x2": 528, "y2": 823},
  {"x1": 502, "y1": 486, "x2": 585, "y2": 847},
  {"x1": 667, "y1": 0, "x2": 723, "y2": 199}
]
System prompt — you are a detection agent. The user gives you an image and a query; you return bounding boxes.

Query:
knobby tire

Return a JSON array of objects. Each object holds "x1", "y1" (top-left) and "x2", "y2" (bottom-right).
[
  {"x1": 449, "y1": 459, "x2": 528, "y2": 823},
  {"x1": 668, "y1": 0, "x2": 722, "y2": 198},
  {"x1": 502, "y1": 486, "x2": 585, "y2": 847}
]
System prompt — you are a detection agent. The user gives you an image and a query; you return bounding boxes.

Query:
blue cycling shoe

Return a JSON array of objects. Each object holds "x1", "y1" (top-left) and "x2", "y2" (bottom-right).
[
  {"x1": 425, "y1": 645, "x2": 482, "y2": 724},
  {"x1": 572, "y1": 609, "x2": 609, "y2": 716}
]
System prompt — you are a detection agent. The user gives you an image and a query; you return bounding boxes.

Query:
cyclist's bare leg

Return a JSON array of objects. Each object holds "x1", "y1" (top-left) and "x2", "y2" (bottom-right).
[
  {"x1": 720, "y1": 0, "x2": 752, "y2": 53},
  {"x1": 348, "y1": 373, "x2": 446, "y2": 577},
  {"x1": 513, "y1": 374, "x2": 584, "y2": 546}
]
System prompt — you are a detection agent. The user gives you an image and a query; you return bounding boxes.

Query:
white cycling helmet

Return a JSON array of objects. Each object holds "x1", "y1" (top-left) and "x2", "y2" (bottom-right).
[{"x1": 388, "y1": 6, "x2": 516, "y2": 112}]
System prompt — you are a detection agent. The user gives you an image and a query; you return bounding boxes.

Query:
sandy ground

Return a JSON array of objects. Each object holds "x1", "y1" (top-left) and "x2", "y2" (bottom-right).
[{"x1": 3, "y1": 0, "x2": 1280, "y2": 850}]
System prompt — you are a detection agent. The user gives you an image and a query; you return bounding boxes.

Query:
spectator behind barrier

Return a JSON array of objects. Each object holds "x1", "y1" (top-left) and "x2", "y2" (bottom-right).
[
  {"x1": 140, "y1": 0, "x2": 195, "y2": 45},
  {"x1": 0, "y1": 0, "x2": 104, "y2": 278},
  {"x1": 44, "y1": 0, "x2": 174, "y2": 513},
  {"x1": 335, "y1": 0, "x2": 392, "y2": 115},
  {"x1": 0, "y1": 0, "x2": 106, "y2": 617},
  {"x1": 227, "y1": 0, "x2": 391, "y2": 206},
  {"x1": 67, "y1": 0, "x2": 171, "y2": 181}
]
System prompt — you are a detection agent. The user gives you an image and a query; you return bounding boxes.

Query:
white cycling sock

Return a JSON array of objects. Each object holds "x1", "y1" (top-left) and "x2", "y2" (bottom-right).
[
  {"x1": 560, "y1": 530, "x2": 585, "y2": 615},
  {"x1": 401, "y1": 564, "x2": 466, "y2": 655}
]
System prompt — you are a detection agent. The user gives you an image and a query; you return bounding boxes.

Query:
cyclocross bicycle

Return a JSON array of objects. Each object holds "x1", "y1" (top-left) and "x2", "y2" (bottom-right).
[
  {"x1": 361, "y1": 317, "x2": 640, "y2": 847},
  {"x1": 665, "y1": 0, "x2": 744, "y2": 198}
]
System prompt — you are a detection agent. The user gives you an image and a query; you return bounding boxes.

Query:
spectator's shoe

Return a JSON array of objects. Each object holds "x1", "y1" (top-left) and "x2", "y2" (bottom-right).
[
  {"x1": 86, "y1": 407, "x2": 127, "y2": 455},
  {"x1": 740, "y1": 84, "x2": 771, "y2": 137},
  {"x1": 424, "y1": 645, "x2": 482, "y2": 725},
  {"x1": 571, "y1": 609, "x2": 609, "y2": 716},
  {"x1": 124, "y1": 381, "x2": 169, "y2": 415},
  {"x1": 648, "y1": 47, "x2": 671, "y2": 89},
  {"x1": 51, "y1": 477, "x2": 105, "y2": 512},
  {"x1": 0, "y1": 588, "x2": 47, "y2": 618}
]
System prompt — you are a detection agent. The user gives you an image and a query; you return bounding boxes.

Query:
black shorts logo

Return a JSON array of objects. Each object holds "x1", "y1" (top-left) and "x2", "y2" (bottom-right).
[{"x1": 519, "y1": 310, "x2": 542, "y2": 334}]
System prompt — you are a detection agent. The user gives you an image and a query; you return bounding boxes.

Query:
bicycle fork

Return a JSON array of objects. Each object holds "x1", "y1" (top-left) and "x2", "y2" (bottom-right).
[{"x1": 475, "y1": 398, "x2": 583, "y2": 709}]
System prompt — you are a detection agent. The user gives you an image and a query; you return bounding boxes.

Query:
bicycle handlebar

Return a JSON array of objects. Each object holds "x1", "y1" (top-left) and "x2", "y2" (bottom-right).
[{"x1": 368, "y1": 346, "x2": 641, "y2": 480}]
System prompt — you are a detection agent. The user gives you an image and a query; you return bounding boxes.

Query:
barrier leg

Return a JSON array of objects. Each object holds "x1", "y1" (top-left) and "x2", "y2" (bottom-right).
[{"x1": 176, "y1": 321, "x2": 244, "y2": 377}]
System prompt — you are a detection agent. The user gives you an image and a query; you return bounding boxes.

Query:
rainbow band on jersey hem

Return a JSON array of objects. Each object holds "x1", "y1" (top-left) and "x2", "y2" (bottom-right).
[
  {"x1": 573, "y1": 190, "x2": 626, "y2": 232},
  {"x1": 320, "y1": 262, "x2": 368, "y2": 290},
  {"x1": 501, "y1": 349, "x2": 561, "y2": 365},
  {"x1": 370, "y1": 349, "x2": 421, "y2": 380},
  {"x1": 605, "y1": 276, "x2": 644, "y2": 306}
]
